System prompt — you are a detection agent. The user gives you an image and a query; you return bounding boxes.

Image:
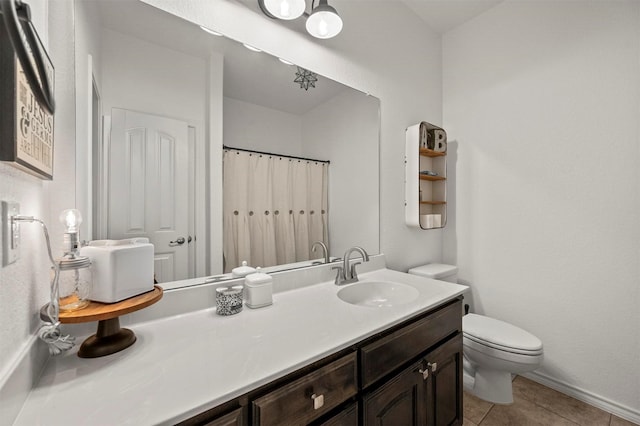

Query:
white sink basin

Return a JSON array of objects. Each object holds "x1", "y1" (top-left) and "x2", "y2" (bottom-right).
[{"x1": 337, "y1": 281, "x2": 420, "y2": 308}]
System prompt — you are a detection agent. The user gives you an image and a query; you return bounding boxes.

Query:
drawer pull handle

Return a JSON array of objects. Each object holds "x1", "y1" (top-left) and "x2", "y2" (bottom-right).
[
  {"x1": 311, "y1": 393, "x2": 324, "y2": 410},
  {"x1": 428, "y1": 362, "x2": 437, "y2": 372},
  {"x1": 418, "y1": 368, "x2": 429, "y2": 380}
]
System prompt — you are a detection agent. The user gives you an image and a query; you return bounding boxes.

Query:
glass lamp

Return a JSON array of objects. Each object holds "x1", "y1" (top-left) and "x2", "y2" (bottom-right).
[{"x1": 56, "y1": 209, "x2": 92, "y2": 312}]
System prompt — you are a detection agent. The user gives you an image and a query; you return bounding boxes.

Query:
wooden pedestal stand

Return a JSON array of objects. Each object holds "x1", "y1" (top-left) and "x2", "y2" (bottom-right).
[{"x1": 53, "y1": 286, "x2": 163, "y2": 358}]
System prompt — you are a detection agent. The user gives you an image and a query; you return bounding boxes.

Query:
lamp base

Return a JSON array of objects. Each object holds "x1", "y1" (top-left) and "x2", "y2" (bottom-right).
[{"x1": 78, "y1": 317, "x2": 136, "y2": 358}]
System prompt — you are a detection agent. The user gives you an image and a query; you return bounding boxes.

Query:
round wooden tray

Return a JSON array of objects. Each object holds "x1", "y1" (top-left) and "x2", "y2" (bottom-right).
[
  {"x1": 58, "y1": 286, "x2": 163, "y2": 324},
  {"x1": 46, "y1": 286, "x2": 163, "y2": 358}
]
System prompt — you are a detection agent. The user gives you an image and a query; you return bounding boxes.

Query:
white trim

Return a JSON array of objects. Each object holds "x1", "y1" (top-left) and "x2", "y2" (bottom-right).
[
  {"x1": 522, "y1": 371, "x2": 640, "y2": 424},
  {"x1": 99, "y1": 115, "x2": 111, "y2": 239},
  {"x1": 0, "y1": 335, "x2": 49, "y2": 425}
]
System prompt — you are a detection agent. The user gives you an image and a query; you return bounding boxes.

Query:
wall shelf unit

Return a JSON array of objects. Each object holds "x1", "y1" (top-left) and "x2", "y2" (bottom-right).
[{"x1": 405, "y1": 122, "x2": 447, "y2": 230}]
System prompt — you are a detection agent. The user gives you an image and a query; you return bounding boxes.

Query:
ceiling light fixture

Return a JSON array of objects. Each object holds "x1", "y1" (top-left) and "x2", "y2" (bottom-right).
[
  {"x1": 243, "y1": 43, "x2": 262, "y2": 52},
  {"x1": 257, "y1": 0, "x2": 343, "y2": 39},
  {"x1": 260, "y1": 0, "x2": 306, "y2": 20},
  {"x1": 294, "y1": 66, "x2": 318, "y2": 90},
  {"x1": 199, "y1": 25, "x2": 223, "y2": 36},
  {"x1": 306, "y1": 0, "x2": 342, "y2": 39}
]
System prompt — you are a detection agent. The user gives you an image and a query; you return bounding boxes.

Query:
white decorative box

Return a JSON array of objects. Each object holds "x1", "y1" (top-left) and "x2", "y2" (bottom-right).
[
  {"x1": 244, "y1": 268, "x2": 273, "y2": 309},
  {"x1": 80, "y1": 238, "x2": 155, "y2": 303}
]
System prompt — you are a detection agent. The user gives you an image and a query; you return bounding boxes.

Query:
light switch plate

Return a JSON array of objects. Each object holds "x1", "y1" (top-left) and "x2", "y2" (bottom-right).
[{"x1": 2, "y1": 201, "x2": 20, "y2": 266}]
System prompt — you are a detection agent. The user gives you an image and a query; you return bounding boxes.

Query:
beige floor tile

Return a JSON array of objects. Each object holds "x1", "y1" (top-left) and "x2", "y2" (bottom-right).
[
  {"x1": 464, "y1": 391, "x2": 494, "y2": 425},
  {"x1": 512, "y1": 376, "x2": 611, "y2": 426},
  {"x1": 610, "y1": 415, "x2": 640, "y2": 426},
  {"x1": 463, "y1": 418, "x2": 479, "y2": 426},
  {"x1": 480, "y1": 395, "x2": 579, "y2": 426}
]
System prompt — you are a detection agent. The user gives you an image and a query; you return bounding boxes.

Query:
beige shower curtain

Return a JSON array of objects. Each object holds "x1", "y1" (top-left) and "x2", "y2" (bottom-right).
[{"x1": 223, "y1": 149, "x2": 328, "y2": 273}]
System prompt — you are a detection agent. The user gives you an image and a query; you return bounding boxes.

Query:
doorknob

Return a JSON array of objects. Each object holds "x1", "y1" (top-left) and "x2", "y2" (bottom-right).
[{"x1": 169, "y1": 237, "x2": 186, "y2": 246}]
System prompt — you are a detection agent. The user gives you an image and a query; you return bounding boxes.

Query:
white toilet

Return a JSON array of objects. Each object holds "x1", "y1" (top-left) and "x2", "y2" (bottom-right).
[{"x1": 408, "y1": 263, "x2": 543, "y2": 404}]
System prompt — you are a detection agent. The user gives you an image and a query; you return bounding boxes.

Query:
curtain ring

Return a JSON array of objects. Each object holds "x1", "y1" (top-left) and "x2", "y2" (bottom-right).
[
  {"x1": 249, "y1": 211, "x2": 254, "y2": 216},
  {"x1": 234, "y1": 210, "x2": 239, "y2": 215},
  {"x1": 264, "y1": 210, "x2": 269, "y2": 215},
  {"x1": 310, "y1": 210, "x2": 315, "y2": 215},
  {"x1": 299, "y1": 210, "x2": 305, "y2": 214},
  {"x1": 274, "y1": 210, "x2": 279, "y2": 215},
  {"x1": 289, "y1": 210, "x2": 293, "y2": 214},
  {"x1": 321, "y1": 209, "x2": 325, "y2": 214}
]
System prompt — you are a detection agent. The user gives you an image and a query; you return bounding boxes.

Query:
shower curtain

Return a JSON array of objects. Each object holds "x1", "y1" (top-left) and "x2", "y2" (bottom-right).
[{"x1": 223, "y1": 149, "x2": 328, "y2": 273}]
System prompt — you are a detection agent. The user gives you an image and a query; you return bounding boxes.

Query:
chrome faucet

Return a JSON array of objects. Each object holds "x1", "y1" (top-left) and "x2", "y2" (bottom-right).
[
  {"x1": 311, "y1": 241, "x2": 329, "y2": 264},
  {"x1": 332, "y1": 246, "x2": 370, "y2": 285}
]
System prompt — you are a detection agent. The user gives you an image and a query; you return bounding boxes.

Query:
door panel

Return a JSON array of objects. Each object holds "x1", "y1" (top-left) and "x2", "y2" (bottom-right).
[
  {"x1": 363, "y1": 360, "x2": 427, "y2": 426},
  {"x1": 108, "y1": 108, "x2": 189, "y2": 282},
  {"x1": 426, "y1": 335, "x2": 463, "y2": 426}
]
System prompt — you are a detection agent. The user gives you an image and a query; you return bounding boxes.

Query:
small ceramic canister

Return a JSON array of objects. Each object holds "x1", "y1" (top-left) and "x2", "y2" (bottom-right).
[
  {"x1": 231, "y1": 260, "x2": 256, "y2": 278},
  {"x1": 244, "y1": 267, "x2": 273, "y2": 309},
  {"x1": 216, "y1": 285, "x2": 244, "y2": 316}
]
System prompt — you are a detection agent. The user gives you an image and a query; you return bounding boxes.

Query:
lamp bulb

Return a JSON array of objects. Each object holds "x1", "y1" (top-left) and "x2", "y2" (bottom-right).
[
  {"x1": 280, "y1": 0, "x2": 290, "y2": 17},
  {"x1": 60, "y1": 209, "x2": 82, "y2": 233},
  {"x1": 263, "y1": 0, "x2": 305, "y2": 20},
  {"x1": 318, "y1": 19, "x2": 328, "y2": 37}
]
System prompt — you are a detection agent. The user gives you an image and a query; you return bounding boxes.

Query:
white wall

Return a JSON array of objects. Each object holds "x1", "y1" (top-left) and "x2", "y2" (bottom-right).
[
  {"x1": 223, "y1": 97, "x2": 303, "y2": 155},
  {"x1": 443, "y1": 0, "x2": 640, "y2": 419},
  {"x1": 0, "y1": 0, "x2": 76, "y2": 423},
  {"x1": 101, "y1": 28, "x2": 206, "y2": 126},
  {"x1": 141, "y1": 0, "x2": 444, "y2": 273},
  {"x1": 303, "y1": 90, "x2": 380, "y2": 257}
]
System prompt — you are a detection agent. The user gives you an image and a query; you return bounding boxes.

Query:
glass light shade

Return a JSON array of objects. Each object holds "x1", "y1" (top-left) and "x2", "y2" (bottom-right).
[
  {"x1": 306, "y1": 3, "x2": 343, "y2": 39},
  {"x1": 60, "y1": 209, "x2": 82, "y2": 233},
  {"x1": 263, "y1": 0, "x2": 306, "y2": 20}
]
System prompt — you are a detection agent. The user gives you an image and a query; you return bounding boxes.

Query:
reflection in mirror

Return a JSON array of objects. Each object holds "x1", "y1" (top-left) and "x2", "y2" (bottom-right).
[{"x1": 75, "y1": 0, "x2": 380, "y2": 286}]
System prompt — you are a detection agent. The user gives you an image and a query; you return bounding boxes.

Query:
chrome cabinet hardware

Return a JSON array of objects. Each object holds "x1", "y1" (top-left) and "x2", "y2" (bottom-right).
[
  {"x1": 418, "y1": 367, "x2": 429, "y2": 380},
  {"x1": 311, "y1": 393, "x2": 324, "y2": 410}
]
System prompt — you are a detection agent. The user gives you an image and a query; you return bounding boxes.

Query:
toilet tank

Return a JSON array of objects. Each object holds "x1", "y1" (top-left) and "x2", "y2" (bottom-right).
[{"x1": 408, "y1": 263, "x2": 458, "y2": 283}]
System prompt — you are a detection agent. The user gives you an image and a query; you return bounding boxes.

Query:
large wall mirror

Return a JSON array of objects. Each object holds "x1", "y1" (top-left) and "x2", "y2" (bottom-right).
[{"x1": 75, "y1": 0, "x2": 380, "y2": 287}]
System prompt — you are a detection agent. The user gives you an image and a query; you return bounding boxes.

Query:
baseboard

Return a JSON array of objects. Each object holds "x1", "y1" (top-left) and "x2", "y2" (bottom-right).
[
  {"x1": 522, "y1": 371, "x2": 640, "y2": 425},
  {"x1": 0, "y1": 335, "x2": 49, "y2": 425}
]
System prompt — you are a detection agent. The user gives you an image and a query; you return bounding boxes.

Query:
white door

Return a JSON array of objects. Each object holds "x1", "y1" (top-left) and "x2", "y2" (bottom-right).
[{"x1": 108, "y1": 108, "x2": 189, "y2": 283}]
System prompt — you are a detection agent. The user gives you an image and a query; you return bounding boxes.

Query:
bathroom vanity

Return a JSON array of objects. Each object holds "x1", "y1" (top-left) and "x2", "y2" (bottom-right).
[
  {"x1": 187, "y1": 298, "x2": 462, "y2": 426},
  {"x1": 13, "y1": 261, "x2": 467, "y2": 426}
]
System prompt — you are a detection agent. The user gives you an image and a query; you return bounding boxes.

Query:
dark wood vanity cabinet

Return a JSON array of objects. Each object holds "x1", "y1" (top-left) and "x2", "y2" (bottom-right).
[
  {"x1": 252, "y1": 353, "x2": 358, "y2": 426},
  {"x1": 426, "y1": 335, "x2": 463, "y2": 426},
  {"x1": 363, "y1": 359, "x2": 427, "y2": 425},
  {"x1": 362, "y1": 330, "x2": 463, "y2": 426},
  {"x1": 185, "y1": 298, "x2": 463, "y2": 426},
  {"x1": 202, "y1": 407, "x2": 245, "y2": 426}
]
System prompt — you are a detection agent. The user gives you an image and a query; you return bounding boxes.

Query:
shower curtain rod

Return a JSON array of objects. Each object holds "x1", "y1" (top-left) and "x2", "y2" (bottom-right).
[{"x1": 223, "y1": 145, "x2": 330, "y2": 164}]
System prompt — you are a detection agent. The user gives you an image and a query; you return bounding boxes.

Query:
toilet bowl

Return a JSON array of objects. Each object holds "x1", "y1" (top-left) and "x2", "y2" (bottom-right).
[{"x1": 408, "y1": 263, "x2": 544, "y2": 404}]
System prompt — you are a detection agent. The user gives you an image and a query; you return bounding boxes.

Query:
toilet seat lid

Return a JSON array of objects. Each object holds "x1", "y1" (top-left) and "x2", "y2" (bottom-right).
[{"x1": 463, "y1": 314, "x2": 543, "y2": 355}]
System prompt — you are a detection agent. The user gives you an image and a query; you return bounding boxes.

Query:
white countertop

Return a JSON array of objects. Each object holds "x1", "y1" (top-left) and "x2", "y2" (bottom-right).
[{"x1": 13, "y1": 268, "x2": 467, "y2": 425}]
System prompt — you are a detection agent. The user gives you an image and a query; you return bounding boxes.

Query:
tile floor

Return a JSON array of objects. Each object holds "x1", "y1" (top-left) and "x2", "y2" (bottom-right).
[{"x1": 463, "y1": 376, "x2": 638, "y2": 426}]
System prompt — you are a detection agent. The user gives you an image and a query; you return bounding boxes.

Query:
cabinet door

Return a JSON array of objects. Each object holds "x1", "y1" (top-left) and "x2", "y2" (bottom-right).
[
  {"x1": 425, "y1": 334, "x2": 463, "y2": 426},
  {"x1": 313, "y1": 402, "x2": 358, "y2": 426},
  {"x1": 362, "y1": 360, "x2": 427, "y2": 426}
]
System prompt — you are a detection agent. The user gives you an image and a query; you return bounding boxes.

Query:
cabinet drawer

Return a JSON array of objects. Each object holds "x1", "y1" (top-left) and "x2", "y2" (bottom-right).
[
  {"x1": 360, "y1": 299, "x2": 461, "y2": 388},
  {"x1": 252, "y1": 352, "x2": 358, "y2": 426},
  {"x1": 203, "y1": 407, "x2": 244, "y2": 426}
]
